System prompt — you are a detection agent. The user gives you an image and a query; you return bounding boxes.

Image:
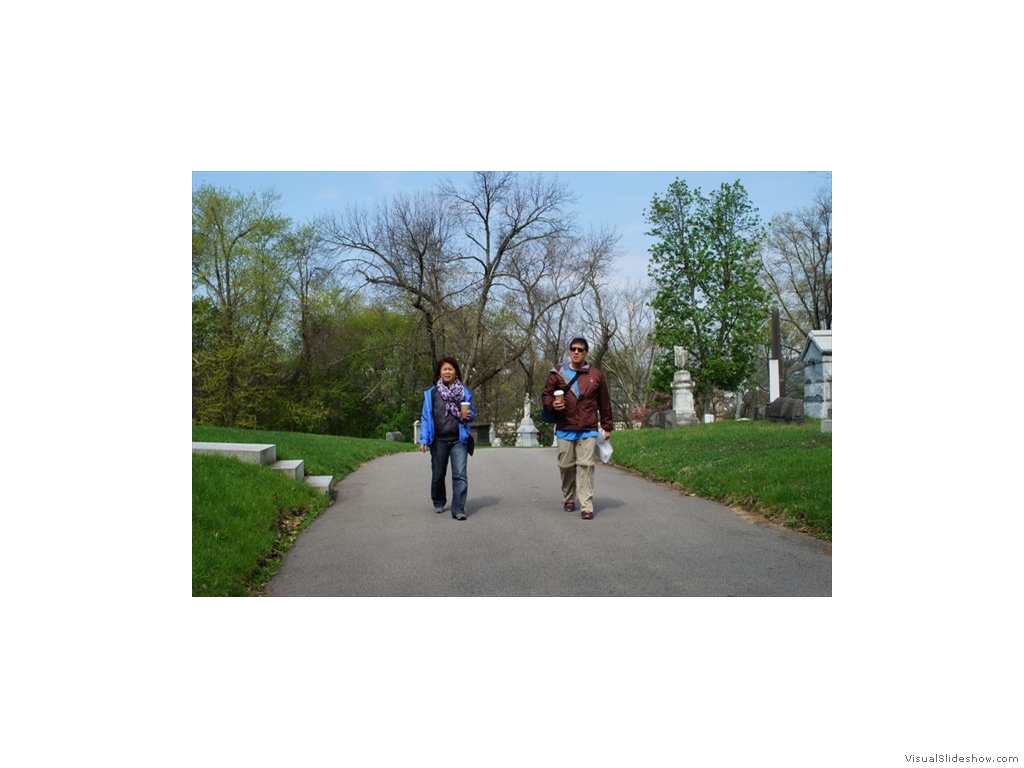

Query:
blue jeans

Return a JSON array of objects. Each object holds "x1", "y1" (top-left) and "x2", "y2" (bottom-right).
[{"x1": 430, "y1": 438, "x2": 468, "y2": 516}]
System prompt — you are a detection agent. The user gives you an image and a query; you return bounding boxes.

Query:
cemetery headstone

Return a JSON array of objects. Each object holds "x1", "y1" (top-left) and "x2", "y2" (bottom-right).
[
  {"x1": 671, "y1": 346, "x2": 699, "y2": 426},
  {"x1": 765, "y1": 397, "x2": 804, "y2": 423}
]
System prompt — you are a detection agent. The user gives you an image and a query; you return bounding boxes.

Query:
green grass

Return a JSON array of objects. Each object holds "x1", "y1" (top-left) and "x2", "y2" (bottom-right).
[
  {"x1": 611, "y1": 420, "x2": 831, "y2": 541},
  {"x1": 192, "y1": 425, "x2": 415, "y2": 596}
]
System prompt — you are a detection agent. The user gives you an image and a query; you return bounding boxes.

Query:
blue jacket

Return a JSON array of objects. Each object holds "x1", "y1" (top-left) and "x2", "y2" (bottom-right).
[{"x1": 419, "y1": 385, "x2": 475, "y2": 446}]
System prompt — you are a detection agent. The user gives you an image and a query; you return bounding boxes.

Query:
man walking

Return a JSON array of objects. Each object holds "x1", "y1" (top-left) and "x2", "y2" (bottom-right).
[{"x1": 541, "y1": 337, "x2": 613, "y2": 520}]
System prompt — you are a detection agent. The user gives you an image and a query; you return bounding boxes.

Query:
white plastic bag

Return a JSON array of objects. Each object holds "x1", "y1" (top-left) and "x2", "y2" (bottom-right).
[{"x1": 596, "y1": 433, "x2": 613, "y2": 464}]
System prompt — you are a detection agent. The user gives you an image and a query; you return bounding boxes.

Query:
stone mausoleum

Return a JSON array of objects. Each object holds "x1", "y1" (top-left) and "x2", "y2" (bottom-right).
[{"x1": 801, "y1": 330, "x2": 832, "y2": 419}]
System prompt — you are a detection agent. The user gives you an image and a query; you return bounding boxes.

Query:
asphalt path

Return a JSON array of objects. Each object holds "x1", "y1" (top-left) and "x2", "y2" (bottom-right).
[{"x1": 265, "y1": 446, "x2": 831, "y2": 596}]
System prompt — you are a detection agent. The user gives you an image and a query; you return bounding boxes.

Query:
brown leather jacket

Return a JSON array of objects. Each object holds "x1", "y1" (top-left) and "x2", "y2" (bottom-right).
[{"x1": 541, "y1": 362, "x2": 613, "y2": 434}]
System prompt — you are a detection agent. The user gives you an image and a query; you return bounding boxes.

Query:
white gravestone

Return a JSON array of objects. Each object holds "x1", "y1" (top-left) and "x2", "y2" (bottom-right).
[{"x1": 672, "y1": 346, "x2": 699, "y2": 426}]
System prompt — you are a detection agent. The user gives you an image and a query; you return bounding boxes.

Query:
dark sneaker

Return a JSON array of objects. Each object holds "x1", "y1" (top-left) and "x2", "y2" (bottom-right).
[
  {"x1": 453, "y1": 512, "x2": 467, "y2": 521},
  {"x1": 581, "y1": 509, "x2": 593, "y2": 520},
  {"x1": 563, "y1": 501, "x2": 576, "y2": 513}
]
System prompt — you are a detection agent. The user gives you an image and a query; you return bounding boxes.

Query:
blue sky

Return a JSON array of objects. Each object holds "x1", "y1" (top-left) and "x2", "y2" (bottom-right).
[{"x1": 191, "y1": 171, "x2": 830, "y2": 282}]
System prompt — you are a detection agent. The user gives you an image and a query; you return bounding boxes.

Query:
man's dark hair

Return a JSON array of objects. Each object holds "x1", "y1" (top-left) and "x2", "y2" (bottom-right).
[
  {"x1": 435, "y1": 356, "x2": 463, "y2": 381},
  {"x1": 570, "y1": 337, "x2": 589, "y2": 352}
]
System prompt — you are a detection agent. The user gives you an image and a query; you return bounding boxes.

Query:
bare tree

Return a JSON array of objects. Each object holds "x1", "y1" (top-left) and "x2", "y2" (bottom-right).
[
  {"x1": 434, "y1": 172, "x2": 593, "y2": 388},
  {"x1": 575, "y1": 228, "x2": 623, "y2": 368},
  {"x1": 533, "y1": 268, "x2": 583, "y2": 391},
  {"x1": 318, "y1": 192, "x2": 455, "y2": 363},
  {"x1": 761, "y1": 187, "x2": 832, "y2": 343},
  {"x1": 318, "y1": 173, "x2": 619, "y2": 416},
  {"x1": 599, "y1": 280, "x2": 660, "y2": 427},
  {"x1": 282, "y1": 221, "x2": 339, "y2": 394}
]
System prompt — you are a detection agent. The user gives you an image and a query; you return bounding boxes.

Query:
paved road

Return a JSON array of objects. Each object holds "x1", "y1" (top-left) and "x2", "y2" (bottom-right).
[{"x1": 265, "y1": 447, "x2": 831, "y2": 596}]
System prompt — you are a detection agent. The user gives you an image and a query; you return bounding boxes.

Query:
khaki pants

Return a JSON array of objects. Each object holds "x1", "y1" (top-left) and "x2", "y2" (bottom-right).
[{"x1": 557, "y1": 437, "x2": 597, "y2": 512}]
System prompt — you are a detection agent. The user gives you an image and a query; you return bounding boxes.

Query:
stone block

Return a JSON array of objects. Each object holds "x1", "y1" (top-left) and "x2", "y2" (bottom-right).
[
  {"x1": 191, "y1": 442, "x2": 276, "y2": 465},
  {"x1": 645, "y1": 409, "x2": 675, "y2": 428},
  {"x1": 271, "y1": 459, "x2": 304, "y2": 480},
  {"x1": 304, "y1": 475, "x2": 334, "y2": 495},
  {"x1": 765, "y1": 397, "x2": 804, "y2": 423}
]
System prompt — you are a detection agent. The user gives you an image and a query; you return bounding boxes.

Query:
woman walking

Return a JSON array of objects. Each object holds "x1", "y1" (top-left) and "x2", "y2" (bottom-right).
[{"x1": 418, "y1": 357, "x2": 475, "y2": 521}]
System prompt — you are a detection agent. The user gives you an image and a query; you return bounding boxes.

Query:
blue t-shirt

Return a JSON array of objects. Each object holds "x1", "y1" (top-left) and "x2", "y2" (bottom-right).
[{"x1": 555, "y1": 428, "x2": 599, "y2": 441}]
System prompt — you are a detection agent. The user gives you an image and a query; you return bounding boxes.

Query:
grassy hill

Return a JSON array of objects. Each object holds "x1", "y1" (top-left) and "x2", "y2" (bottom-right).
[{"x1": 192, "y1": 425, "x2": 414, "y2": 596}]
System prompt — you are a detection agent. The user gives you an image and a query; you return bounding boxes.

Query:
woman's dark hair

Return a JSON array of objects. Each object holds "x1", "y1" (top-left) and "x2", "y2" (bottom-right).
[{"x1": 435, "y1": 356, "x2": 462, "y2": 382}]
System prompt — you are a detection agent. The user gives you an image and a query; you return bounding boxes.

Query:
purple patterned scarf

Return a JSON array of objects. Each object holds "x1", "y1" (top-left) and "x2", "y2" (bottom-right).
[{"x1": 436, "y1": 378, "x2": 466, "y2": 419}]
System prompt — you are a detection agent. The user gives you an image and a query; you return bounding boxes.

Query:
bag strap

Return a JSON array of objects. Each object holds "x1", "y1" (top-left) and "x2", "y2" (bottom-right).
[{"x1": 560, "y1": 367, "x2": 582, "y2": 394}]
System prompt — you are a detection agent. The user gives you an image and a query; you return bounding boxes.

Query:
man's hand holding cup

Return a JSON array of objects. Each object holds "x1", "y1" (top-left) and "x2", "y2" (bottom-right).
[{"x1": 553, "y1": 390, "x2": 565, "y2": 410}]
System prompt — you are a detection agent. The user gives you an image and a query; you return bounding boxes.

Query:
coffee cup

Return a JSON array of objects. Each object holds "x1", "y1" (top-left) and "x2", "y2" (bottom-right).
[
  {"x1": 554, "y1": 390, "x2": 565, "y2": 406},
  {"x1": 460, "y1": 401, "x2": 471, "y2": 418}
]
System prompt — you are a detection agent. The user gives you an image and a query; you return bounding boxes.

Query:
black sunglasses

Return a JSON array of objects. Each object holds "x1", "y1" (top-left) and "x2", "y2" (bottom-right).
[{"x1": 570, "y1": 346, "x2": 586, "y2": 353}]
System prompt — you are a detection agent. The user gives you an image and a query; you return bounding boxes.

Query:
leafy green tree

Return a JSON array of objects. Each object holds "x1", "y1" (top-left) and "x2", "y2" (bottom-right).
[
  {"x1": 339, "y1": 302, "x2": 428, "y2": 437},
  {"x1": 646, "y1": 179, "x2": 770, "y2": 416},
  {"x1": 275, "y1": 293, "x2": 429, "y2": 438},
  {"x1": 192, "y1": 184, "x2": 290, "y2": 426}
]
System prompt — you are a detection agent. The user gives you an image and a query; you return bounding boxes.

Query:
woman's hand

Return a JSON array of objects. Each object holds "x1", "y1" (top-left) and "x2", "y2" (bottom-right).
[{"x1": 418, "y1": 443, "x2": 428, "y2": 452}]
